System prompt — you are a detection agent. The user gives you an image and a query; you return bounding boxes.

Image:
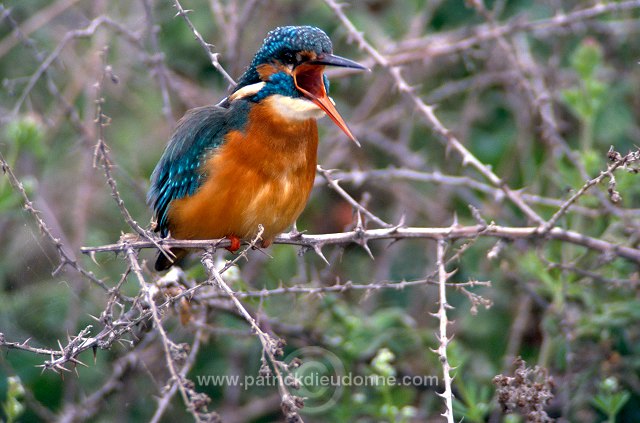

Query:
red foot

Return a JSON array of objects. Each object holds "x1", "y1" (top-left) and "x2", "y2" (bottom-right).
[{"x1": 226, "y1": 235, "x2": 241, "y2": 252}]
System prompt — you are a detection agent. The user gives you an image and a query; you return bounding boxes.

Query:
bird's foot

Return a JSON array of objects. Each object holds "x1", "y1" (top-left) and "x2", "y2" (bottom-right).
[{"x1": 225, "y1": 235, "x2": 241, "y2": 252}]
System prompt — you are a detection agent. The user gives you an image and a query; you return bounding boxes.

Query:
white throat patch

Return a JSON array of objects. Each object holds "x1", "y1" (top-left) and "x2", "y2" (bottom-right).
[{"x1": 267, "y1": 95, "x2": 326, "y2": 121}]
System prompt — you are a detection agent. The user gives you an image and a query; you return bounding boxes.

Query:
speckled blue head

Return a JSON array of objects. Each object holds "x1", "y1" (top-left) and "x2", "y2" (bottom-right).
[
  {"x1": 229, "y1": 25, "x2": 366, "y2": 143},
  {"x1": 234, "y1": 26, "x2": 334, "y2": 91}
]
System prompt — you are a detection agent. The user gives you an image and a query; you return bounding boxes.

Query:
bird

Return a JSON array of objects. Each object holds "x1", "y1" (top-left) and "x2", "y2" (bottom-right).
[{"x1": 147, "y1": 25, "x2": 366, "y2": 271}]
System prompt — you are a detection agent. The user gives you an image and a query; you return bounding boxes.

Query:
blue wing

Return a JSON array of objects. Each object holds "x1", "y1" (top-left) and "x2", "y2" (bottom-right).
[{"x1": 147, "y1": 101, "x2": 250, "y2": 237}]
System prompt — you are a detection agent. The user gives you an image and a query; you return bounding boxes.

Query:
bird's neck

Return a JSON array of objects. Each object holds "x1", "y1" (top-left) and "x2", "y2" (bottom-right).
[{"x1": 265, "y1": 95, "x2": 326, "y2": 121}]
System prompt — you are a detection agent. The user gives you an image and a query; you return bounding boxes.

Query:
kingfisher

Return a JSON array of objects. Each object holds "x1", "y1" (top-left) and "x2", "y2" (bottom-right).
[{"x1": 147, "y1": 26, "x2": 366, "y2": 270}]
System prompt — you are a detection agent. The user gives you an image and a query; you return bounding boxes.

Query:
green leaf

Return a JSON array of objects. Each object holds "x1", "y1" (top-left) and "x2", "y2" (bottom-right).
[
  {"x1": 3, "y1": 376, "x2": 25, "y2": 423},
  {"x1": 571, "y1": 38, "x2": 603, "y2": 80},
  {"x1": 4, "y1": 115, "x2": 46, "y2": 159}
]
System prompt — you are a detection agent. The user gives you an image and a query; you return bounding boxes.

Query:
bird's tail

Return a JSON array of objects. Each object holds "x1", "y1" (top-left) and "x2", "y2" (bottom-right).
[{"x1": 155, "y1": 248, "x2": 187, "y2": 271}]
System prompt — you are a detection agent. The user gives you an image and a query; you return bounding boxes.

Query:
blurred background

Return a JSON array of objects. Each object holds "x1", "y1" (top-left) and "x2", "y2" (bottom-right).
[{"x1": 1, "y1": 0, "x2": 640, "y2": 421}]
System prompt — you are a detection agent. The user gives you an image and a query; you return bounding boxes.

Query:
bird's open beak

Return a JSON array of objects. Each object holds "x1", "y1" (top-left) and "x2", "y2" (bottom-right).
[{"x1": 293, "y1": 53, "x2": 367, "y2": 147}]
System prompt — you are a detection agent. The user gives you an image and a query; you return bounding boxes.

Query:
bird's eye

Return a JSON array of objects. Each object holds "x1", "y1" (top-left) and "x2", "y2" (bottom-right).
[{"x1": 281, "y1": 51, "x2": 296, "y2": 65}]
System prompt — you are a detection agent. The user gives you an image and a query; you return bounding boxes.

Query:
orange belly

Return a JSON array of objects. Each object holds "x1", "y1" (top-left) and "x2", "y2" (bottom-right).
[{"x1": 167, "y1": 101, "x2": 319, "y2": 244}]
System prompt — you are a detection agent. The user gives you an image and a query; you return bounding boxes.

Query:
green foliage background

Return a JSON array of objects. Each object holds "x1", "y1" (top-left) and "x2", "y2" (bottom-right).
[{"x1": 1, "y1": 0, "x2": 640, "y2": 422}]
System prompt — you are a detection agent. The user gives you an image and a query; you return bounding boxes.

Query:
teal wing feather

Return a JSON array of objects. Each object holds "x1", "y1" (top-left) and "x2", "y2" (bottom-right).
[{"x1": 147, "y1": 101, "x2": 250, "y2": 237}]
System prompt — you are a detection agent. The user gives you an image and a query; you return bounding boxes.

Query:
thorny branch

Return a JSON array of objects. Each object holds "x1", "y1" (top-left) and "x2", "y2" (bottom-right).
[
  {"x1": 92, "y1": 55, "x2": 169, "y2": 257},
  {"x1": 202, "y1": 249, "x2": 305, "y2": 423},
  {"x1": 142, "y1": 0, "x2": 175, "y2": 126},
  {"x1": 433, "y1": 240, "x2": 455, "y2": 423},
  {"x1": 126, "y1": 245, "x2": 216, "y2": 422},
  {"x1": 318, "y1": 165, "x2": 392, "y2": 228},
  {"x1": 10, "y1": 14, "x2": 142, "y2": 116},
  {"x1": 81, "y1": 220, "x2": 640, "y2": 264},
  {"x1": 149, "y1": 309, "x2": 207, "y2": 423},
  {"x1": 329, "y1": 0, "x2": 640, "y2": 74},
  {"x1": 0, "y1": 151, "x2": 109, "y2": 291},
  {"x1": 323, "y1": 0, "x2": 545, "y2": 225},
  {"x1": 322, "y1": 167, "x2": 639, "y2": 218},
  {"x1": 171, "y1": 0, "x2": 236, "y2": 86},
  {"x1": 3, "y1": 1, "x2": 640, "y2": 421},
  {"x1": 538, "y1": 148, "x2": 640, "y2": 234}
]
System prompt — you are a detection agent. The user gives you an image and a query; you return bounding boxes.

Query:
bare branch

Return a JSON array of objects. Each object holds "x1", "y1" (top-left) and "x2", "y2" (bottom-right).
[
  {"x1": 172, "y1": 0, "x2": 236, "y2": 86},
  {"x1": 11, "y1": 15, "x2": 142, "y2": 116},
  {"x1": 0, "y1": 151, "x2": 109, "y2": 291},
  {"x1": 323, "y1": 0, "x2": 545, "y2": 225},
  {"x1": 538, "y1": 148, "x2": 640, "y2": 234},
  {"x1": 201, "y1": 249, "x2": 305, "y2": 422},
  {"x1": 81, "y1": 223, "x2": 640, "y2": 264},
  {"x1": 433, "y1": 240, "x2": 455, "y2": 422},
  {"x1": 317, "y1": 165, "x2": 391, "y2": 227}
]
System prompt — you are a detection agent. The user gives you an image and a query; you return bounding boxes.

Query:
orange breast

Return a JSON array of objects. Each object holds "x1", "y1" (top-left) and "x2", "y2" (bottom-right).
[{"x1": 167, "y1": 100, "x2": 319, "y2": 244}]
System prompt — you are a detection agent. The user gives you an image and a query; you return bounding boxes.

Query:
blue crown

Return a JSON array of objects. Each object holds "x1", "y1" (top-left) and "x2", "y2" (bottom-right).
[{"x1": 234, "y1": 26, "x2": 333, "y2": 90}]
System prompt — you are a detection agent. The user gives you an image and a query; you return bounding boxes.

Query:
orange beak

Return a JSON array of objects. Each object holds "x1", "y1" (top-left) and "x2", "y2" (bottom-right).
[{"x1": 293, "y1": 54, "x2": 367, "y2": 147}]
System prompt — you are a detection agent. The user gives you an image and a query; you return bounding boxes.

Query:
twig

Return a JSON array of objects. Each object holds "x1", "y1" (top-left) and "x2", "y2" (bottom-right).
[
  {"x1": 0, "y1": 0, "x2": 83, "y2": 59},
  {"x1": 433, "y1": 240, "x2": 455, "y2": 422},
  {"x1": 150, "y1": 310, "x2": 207, "y2": 423},
  {"x1": 57, "y1": 352, "x2": 139, "y2": 422},
  {"x1": 201, "y1": 249, "x2": 304, "y2": 422},
  {"x1": 92, "y1": 55, "x2": 169, "y2": 258},
  {"x1": 323, "y1": 0, "x2": 545, "y2": 225},
  {"x1": 537, "y1": 148, "x2": 639, "y2": 234},
  {"x1": 324, "y1": 167, "x2": 626, "y2": 218},
  {"x1": 11, "y1": 15, "x2": 142, "y2": 116},
  {"x1": 142, "y1": 0, "x2": 175, "y2": 126},
  {"x1": 0, "y1": 5, "x2": 93, "y2": 137},
  {"x1": 0, "y1": 334, "x2": 65, "y2": 357},
  {"x1": 199, "y1": 277, "x2": 490, "y2": 299},
  {"x1": 125, "y1": 245, "x2": 213, "y2": 422},
  {"x1": 318, "y1": 165, "x2": 392, "y2": 227},
  {"x1": 376, "y1": 0, "x2": 640, "y2": 68},
  {"x1": 0, "y1": 151, "x2": 109, "y2": 292},
  {"x1": 81, "y1": 223, "x2": 640, "y2": 264},
  {"x1": 172, "y1": 0, "x2": 236, "y2": 86}
]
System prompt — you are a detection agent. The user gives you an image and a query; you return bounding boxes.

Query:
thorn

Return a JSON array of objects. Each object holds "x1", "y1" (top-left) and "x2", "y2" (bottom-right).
[
  {"x1": 89, "y1": 251, "x2": 99, "y2": 266},
  {"x1": 312, "y1": 244, "x2": 329, "y2": 265},
  {"x1": 56, "y1": 363, "x2": 71, "y2": 373},
  {"x1": 70, "y1": 357, "x2": 89, "y2": 368},
  {"x1": 51, "y1": 262, "x2": 65, "y2": 277},
  {"x1": 360, "y1": 241, "x2": 375, "y2": 260},
  {"x1": 287, "y1": 226, "x2": 307, "y2": 242},
  {"x1": 291, "y1": 220, "x2": 300, "y2": 237},
  {"x1": 174, "y1": 8, "x2": 193, "y2": 18}
]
